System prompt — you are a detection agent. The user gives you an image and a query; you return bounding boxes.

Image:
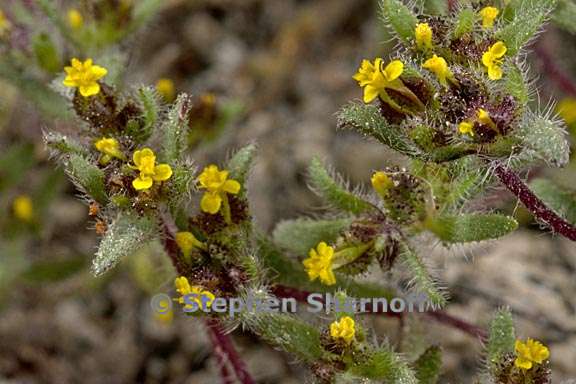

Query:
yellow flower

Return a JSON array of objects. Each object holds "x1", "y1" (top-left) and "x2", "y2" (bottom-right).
[
  {"x1": 557, "y1": 98, "x2": 576, "y2": 125},
  {"x1": 156, "y1": 78, "x2": 176, "y2": 102},
  {"x1": 130, "y1": 148, "x2": 173, "y2": 191},
  {"x1": 303, "y1": 242, "x2": 336, "y2": 286},
  {"x1": 479, "y1": 6, "x2": 499, "y2": 29},
  {"x1": 477, "y1": 108, "x2": 496, "y2": 129},
  {"x1": 353, "y1": 58, "x2": 404, "y2": 103},
  {"x1": 175, "y1": 231, "x2": 206, "y2": 258},
  {"x1": 67, "y1": 9, "x2": 83, "y2": 30},
  {"x1": 371, "y1": 171, "x2": 393, "y2": 197},
  {"x1": 63, "y1": 58, "x2": 108, "y2": 97},
  {"x1": 482, "y1": 41, "x2": 507, "y2": 80},
  {"x1": 458, "y1": 121, "x2": 474, "y2": 136},
  {"x1": 0, "y1": 9, "x2": 11, "y2": 36},
  {"x1": 197, "y1": 165, "x2": 241, "y2": 215},
  {"x1": 330, "y1": 316, "x2": 356, "y2": 344},
  {"x1": 422, "y1": 55, "x2": 456, "y2": 87},
  {"x1": 514, "y1": 338, "x2": 550, "y2": 370},
  {"x1": 13, "y1": 195, "x2": 33, "y2": 222},
  {"x1": 174, "y1": 276, "x2": 215, "y2": 310},
  {"x1": 94, "y1": 137, "x2": 125, "y2": 164},
  {"x1": 415, "y1": 23, "x2": 433, "y2": 50}
]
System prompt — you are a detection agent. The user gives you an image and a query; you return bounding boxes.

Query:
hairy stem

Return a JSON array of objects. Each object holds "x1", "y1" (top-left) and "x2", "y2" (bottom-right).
[{"x1": 492, "y1": 161, "x2": 576, "y2": 241}]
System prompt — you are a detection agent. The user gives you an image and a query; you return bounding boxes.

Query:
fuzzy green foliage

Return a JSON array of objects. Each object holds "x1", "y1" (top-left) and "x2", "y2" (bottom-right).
[
  {"x1": 530, "y1": 179, "x2": 576, "y2": 224},
  {"x1": 64, "y1": 154, "x2": 108, "y2": 204},
  {"x1": 131, "y1": 86, "x2": 161, "y2": 143},
  {"x1": 497, "y1": 0, "x2": 557, "y2": 55},
  {"x1": 308, "y1": 158, "x2": 374, "y2": 214},
  {"x1": 380, "y1": 0, "x2": 418, "y2": 44},
  {"x1": 166, "y1": 161, "x2": 196, "y2": 212},
  {"x1": 348, "y1": 344, "x2": 417, "y2": 382},
  {"x1": 517, "y1": 113, "x2": 570, "y2": 166},
  {"x1": 273, "y1": 218, "x2": 353, "y2": 255},
  {"x1": 486, "y1": 308, "x2": 516, "y2": 371},
  {"x1": 32, "y1": 33, "x2": 61, "y2": 74},
  {"x1": 92, "y1": 213, "x2": 158, "y2": 276},
  {"x1": 400, "y1": 244, "x2": 447, "y2": 308},
  {"x1": 227, "y1": 144, "x2": 257, "y2": 187},
  {"x1": 427, "y1": 214, "x2": 518, "y2": 243},
  {"x1": 44, "y1": 131, "x2": 88, "y2": 157},
  {"x1": 413, "y1": 346, "x2": 442, "y2": 384},
  {"x1": 424, "y1": 0, "x2": 448, "y2": 16},
  {"x1": 504, "y1": 65, "x2": 530, "y2": 105},
  {"x1": 553, "y1": 0, "x2": 576, "y2": 33},
  {"x1": 453, "y1": 8, "x2": 475, "y2": 39},
  {"x1": 240, "y1": 310, "x2": 326, "y2": 362},
  {"x1": 160, "y1": 95, "x2": 191, "y2": 163},
  {"x1": 337, "y1": 103, "x2": 418, "y2": 157}
]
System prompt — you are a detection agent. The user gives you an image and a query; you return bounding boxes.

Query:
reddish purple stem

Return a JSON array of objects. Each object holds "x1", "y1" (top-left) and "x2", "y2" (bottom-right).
[
  {"x1": 535, "y1": 44, "x2": 576, "y2": 97},
  {"x1": 206, "y1": 323, "x2": 235, "y2": 384},
  {"x1": 492, "y1": 161, "x2": 576, "y2": 241},
  {"x1": 204, "y1": 318, "x2": 256, "y2": 384}
]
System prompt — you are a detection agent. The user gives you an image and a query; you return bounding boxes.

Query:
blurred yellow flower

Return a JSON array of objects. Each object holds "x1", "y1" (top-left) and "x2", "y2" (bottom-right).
[
  {"x1": 130, "y1": 148, "x2": 172, "y2": 190},
  {"x1": 330, "y1": 316, "x2": 356, "y2": 344},
  {"x1": 371, "y1": 171, "x2": 393, "y2": 198},
  {"x1": 0, "y1": 10, "x2": 11, "y2": 36},
  {"x1": 514, "y1": 338, "x2": 549, "y2": 370},
  {"x1": 13, "y1": 195, "x2": 33, "y2": 222},
  {"x1": 63, "y1": 58, "x2": 108, "y2": 97},
  {"x1": 174, "y1": 276, "x2": 215, "y2": 310},
  {"x1": 422, "y1": 55, "x2": 456, "y2": 87},
  {"x1": 67, "y1": 9, "x2": 83, "y2": 30},
  {"x1": 458, "y1": 121, "x2": 474, "y2": 136},
  {"x1": 175, "y1": 231, "x2": 206, "y2": 259},
  {"x1": 197, "y1": 165, "x2": 241, "y2": 215},
  {"x1": 353, "y1": 58, "x2": 404, "y2": 103},
  {"x1": 156, "y1": 78, "x2": 176, "y2": 102},
  {"x1": 482, "y1": 41, "x2": 507, "y2": 80},
  {"x1": 415, "y1": 23, "x2": 433, "y2": 50},
  {"x1": 94, "y1": 137, "x2": 125, "y2": 164},
  {"x1": 303, "y1": 242, "x2": 336, "y2": 286},
  {"x1": 557, "y1": 98, "x2": 576, "y2": 125},
  {"x1": 477, "y1": 108, "x2": 496, "y2": 129},
  {"x1": 479, "y1": 6, "x2": 499, "y2": 29}
]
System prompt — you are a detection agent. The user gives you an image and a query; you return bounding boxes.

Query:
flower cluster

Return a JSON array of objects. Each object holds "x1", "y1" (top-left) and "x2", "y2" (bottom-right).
[
  {"x1": 329, "y1": 316, "x2": 356, "y2": 345},
  {"x1": 514, "y1": 338, "x2": 550, "y2": 371},
  {"x1": 482, "y1": 41, "x2": 507, "y2": 81},
  {"x1": 63, "y1": 58, "x2": 108, "y2": 97},
  {"x1": 197, "y1": 165, "x2": 241, "y2": 215},
  {"x1": 174, "y1": 276, "x2": 215, "y2": 310},
  {"x1": 303, "y1": 242, "x2": 336, "y2": 286},
  {"x1": 130, "y1": 148, "x2": 173, "y2": 191}
]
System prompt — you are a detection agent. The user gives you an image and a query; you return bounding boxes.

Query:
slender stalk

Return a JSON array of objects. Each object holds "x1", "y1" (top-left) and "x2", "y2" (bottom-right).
[
  {"x1": 205, "y1": 318, "x2": 256, "y2": 384},
  {"x1": 447, "y1": 0, "x2": 458, "y2": 13},
  {"x1": 492, "y1": 161, "x2": 576, "y2": 241},
  {"x1": 207, "y1": 326, "x2": 235, "y2": 384}
]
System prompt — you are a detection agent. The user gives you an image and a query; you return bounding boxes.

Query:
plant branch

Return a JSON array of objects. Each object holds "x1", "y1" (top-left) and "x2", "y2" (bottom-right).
[
  {"x1": 206, "y1": 324, "x2": 235, "y2": 384},
  {"x1": 492, "y1": 161, "x2": 576, "y2": 241},
  {"x1": 447, "y1": 0, "x2": 458, "y2": 13}
]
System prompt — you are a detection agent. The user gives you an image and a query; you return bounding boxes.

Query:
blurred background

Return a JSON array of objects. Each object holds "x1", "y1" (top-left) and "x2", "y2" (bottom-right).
[{"x1": 0, "y1": 0, "x2": 575, "y2": 382}]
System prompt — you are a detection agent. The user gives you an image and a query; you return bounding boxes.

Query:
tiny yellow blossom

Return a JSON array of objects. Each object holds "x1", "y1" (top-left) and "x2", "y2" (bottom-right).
[
  {"x1": 175, "y1": 231, "x2": 206, "y2": 258},
  {"x1": 482, "y1": 41, "x2": 507, "y2": 80},
  {"x1": 557, "y1": 98, "x2": 576, "y2": 125},
  {"x1": 371, "y1": 171, "x2": 393, "y2": 197},
  {"x1": 130, "y1": 148, "x2": 173, "y2": 191},
  {"x1": 94, "y1": 137, "x2": 125, "y2": 164},
  {"x1": 63, "y1": 58, "x2": 108, "y2": 97},
  {"x1": 415, "y1": 23, "x2": 433, "y2": 50},
  {"x1": 154, "y1": 307, "x2": 173, "y2": 325},
  {"x1": 174, "y1": 276, "x2": 215, "y2": 310},
  {"x1": 13, "y1": 195, "x2": 33, "y2": 222},
  {"x1": 197, "y1": 165, "x2": 241, "y2": 215},
  {"x1": 0, "y1": 9, "x2": 11, "y2": 36},
  {"x1": 514, "y1": 338, "x2": 550, "y2": 370},
  {"x1": 477, "y1": 108, "x2": 497, "y2": 129},
  {"x1": 67, "y1": 9, "x2": 83, "y2": 30},
  {"x1": 330, "y1": 316, "x2": 356, "y2": 344},
  {"x1": 353, "y1": 58, "x2": 404, "y2": 103},
  {"x1": 303, "y1": 242, "x2": 336, "y2": 286},
  {"x1": 422, "y1": 55, "x2": 456, "y2": 87},
  {"x1": 156, "y1": 78, "x2": 176, "y2": 102},
  {"x1": 479, "y1": 6, "x2": 499, "y2": 29},
  {"x1": 458, "y1": 121, "x2": 474, "y2": 136}
]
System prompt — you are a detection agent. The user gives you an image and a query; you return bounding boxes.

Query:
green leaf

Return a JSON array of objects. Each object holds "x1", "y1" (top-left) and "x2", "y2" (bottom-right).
[
  {"x1": 133, "y1": 86, "x2": 160, "y2": 142},
  {"x1": 453, "y1": 8, "x2": 475, "y2": 39},
  {"x1": 161, "y1": 94, "x2": 190, "y2": 164},
  {"x1": 486, "y1": 308, "x2": 515, "y2": 371},
  {"x1": 273, "y1": 218, "x2": 353, "y2": 255},
  {"x1": 337, "y1": 102, "x2": 418, "y2": 157},
  {"x1": 530, "y1": 178, "x2": 576, "y2": 224},
  {"x1": 64, "y1": 154, "x2": 108, "y2": 204},
  {"x1": 517, "y1": 113, "x2": 570, "y2": 167},
  {"x1": 92, "y1": 213, "x2": 158, "y2": 276},
  {"x1": 427, "y1": 214, "x2": 518, "y2": 243},
  {"x1": 348, "y1": 344, "x2": 417, "y2": 382},
  {"x1": 504, "y1": 65, "x2": 530, "y2": 105},
  {"x1": 32, "y1": 33, "x2": 61, "y2": 73},
  {"x1": 400, "y1": 244, "x2": 447, "y2": 307},
  {"x1": 413, "y1": 346, "x2": 442, "y2": 384},
  {"x1": 166, "y1": 161, "x2": 196, "y2": 212},
  {"x1": 496, "y1": 0, "x2": 557, "y2": 55},
  {"x1": 308, "y1": 158, "x2": 373, "y2": 214},
  {"x1": 44, "y1": 131, "x2": 87, "y2": 157},
  {"x1": 226, "y1": 144, "x2": 257, "y2": 187},
  {"x1": 424, "y1": 0, "x2": 448, "y2": 15},
  {"x1": 380, "y1": 0, "x2": 418, "y2": 44}
]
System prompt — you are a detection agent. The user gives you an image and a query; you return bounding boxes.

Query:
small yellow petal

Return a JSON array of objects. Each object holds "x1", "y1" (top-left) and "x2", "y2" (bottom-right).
[
  {"x1": 153, "y1": 164, "x2": 173, "y2": 182},
  {"x1": 488, "y1": 65, "x2": 503, "y2": 80},
  {"x1": 79, "y1": 83, "x2": 101, "y2": 97},
  {"x1": 383, "y1": 60, "x2": 404, "y2": 82},
  {"x1": 490, "y1": 41, "x2": 507, "y2": 58},
  {"x1": 201, "y1": 192, "x2": 222, "y2": 214},
  {"x1": 223, "y1": 179, "x2": 241, "y2": 194},
  {"x1": 133, "y1": 176, "x2": 153, "y2": 190}
]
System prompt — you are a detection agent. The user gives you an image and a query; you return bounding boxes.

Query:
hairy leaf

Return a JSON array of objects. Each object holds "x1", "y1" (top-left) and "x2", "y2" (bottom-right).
[
  {"x1": 486, "y1": 308, "x2": 515, "y2": 371},
  {"x1": 348, "y1": 344, "x2": 417, "y2": 382},
  {"x1": 227, "y1": 144, "x2": 257, "y2": 187},
  {"x1": 517, "y1": 113, "x2": 570, "y2": 167},
  {"x1": 161, "y1": 94, "x2": 190, "y2": 163},
  {"x1": 273, "y1": 218, "x2": 353, "y2": 255},
  {"x1": 64, "y1": 154, "x2": 108, "y2": 204},
  {"x1": 380, "y1": 0, "x2": 418, "y2": 44},
  {"x1": 427, "y1": 214, "x2": 518, "y2": 243},
  {"x1": 413, "y1": 346, "x2": 442, "y2": 384},
  {"x1": 400, "y1": 244, "x2": 447, "y2": 307}
]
